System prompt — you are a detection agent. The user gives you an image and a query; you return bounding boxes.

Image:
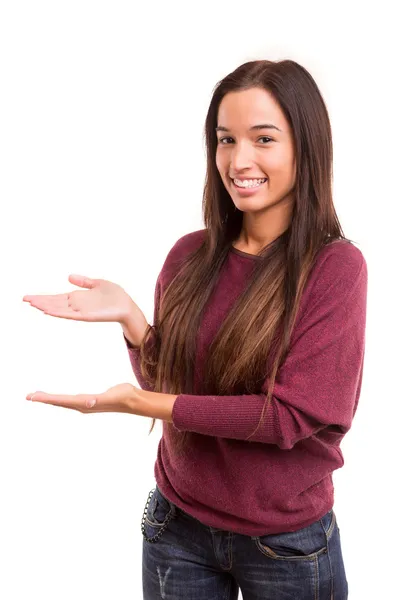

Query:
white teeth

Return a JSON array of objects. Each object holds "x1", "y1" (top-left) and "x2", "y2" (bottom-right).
[{"x1": 233, "y1": 178, "x2": 267, "y2": 188}]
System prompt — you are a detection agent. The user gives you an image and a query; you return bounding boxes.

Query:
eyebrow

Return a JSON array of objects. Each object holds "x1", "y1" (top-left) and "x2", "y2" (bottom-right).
[{"x1": 215, "y1": 123, "x2": 282, "y2": 133}]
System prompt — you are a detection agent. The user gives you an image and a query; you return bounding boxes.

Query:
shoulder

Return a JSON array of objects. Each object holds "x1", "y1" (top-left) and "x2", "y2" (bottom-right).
[
  {"x1": 317, "y1": 238, "x2": 366, "y2": 267},
  {"x1": 302, "y1": 239, "x2": 368, "y2": 310},
  {"x1": 312, "y1": 239, "x2": 367, "y2": 284},
  {"x1": 158, "y1": 229, "x2": 206, "y2": 282},
  {"x1": 167, "y1": 229, "x2": 207, "y2": 261},
  {"x1": 291, "y1": 239, "x2": 368, "y2": 332}
]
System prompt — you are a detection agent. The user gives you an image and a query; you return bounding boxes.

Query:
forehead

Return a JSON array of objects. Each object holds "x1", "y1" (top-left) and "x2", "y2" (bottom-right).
[{"x1": 217, "y1": 87, "x2": 287, "y2": 131}]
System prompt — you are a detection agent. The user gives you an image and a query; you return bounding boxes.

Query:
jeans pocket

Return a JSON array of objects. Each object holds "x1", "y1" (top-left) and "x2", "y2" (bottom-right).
[
  {"x1": 147, "y1": 487, "x2": 173, "y2": 526},
  {"x1": 253, "y1": 509, "x2": 335, "y2": 561},
  {"x1": 141, "y1": 486, "x2": 176, "y2": 543}
]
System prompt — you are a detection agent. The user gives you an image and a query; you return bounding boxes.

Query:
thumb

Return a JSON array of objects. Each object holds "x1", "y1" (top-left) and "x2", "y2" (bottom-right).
[{"x1": 68, "y1": 274, "x2": 97, "y2": 289}]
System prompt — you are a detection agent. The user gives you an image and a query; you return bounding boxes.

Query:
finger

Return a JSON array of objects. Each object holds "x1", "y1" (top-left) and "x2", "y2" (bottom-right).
[
  {"x1": 25, "y1": 297, "x2": 69, "y2": 312},
  {"x1": 24, "y1": 294, "x2": 87, "y2": 320},
  {"x1": 27, "y1": 390, "x2": 46, "y2": 401},
  {"x1": 68, "y1": 274, "x2": 97, "y2": 289},
  {"x1": 23, "y1": 293, "x2": 69, "y2": 304},
  {"x1": 26, "y1": 391, "x2": 98, "y2": 411},
  {"x1": 28, "y1": 303, "x2": 84, "y2": 320},
  {"x1": 23, "y1": 275, "x2": 97, "y2": 305},
  {"x1": 43, "y1": 308, "x2": 84, "y2": 320}
]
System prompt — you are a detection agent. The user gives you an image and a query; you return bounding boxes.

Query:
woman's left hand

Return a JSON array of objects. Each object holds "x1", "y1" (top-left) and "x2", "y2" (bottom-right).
[{"x1": 26, "y1": 383, "x2": 139, "y2": 414}]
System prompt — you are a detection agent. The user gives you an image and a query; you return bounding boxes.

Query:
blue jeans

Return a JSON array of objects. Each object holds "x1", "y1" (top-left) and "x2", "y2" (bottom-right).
[{"x1": 142, "y1": 485, "x2": 348, "y2": 599}]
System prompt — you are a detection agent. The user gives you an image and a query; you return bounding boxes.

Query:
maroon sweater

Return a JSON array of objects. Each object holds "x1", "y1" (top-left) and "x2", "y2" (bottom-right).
[{"x1": 125, "y1": 230, "x2": 368, "y2": 536}]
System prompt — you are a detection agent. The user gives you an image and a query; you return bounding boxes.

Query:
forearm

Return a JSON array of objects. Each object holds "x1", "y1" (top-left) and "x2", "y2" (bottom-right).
[
  {"x1": 121, "y1": 315, "x2": 149, "y2": 348},
  {"x1": 129, "y1": 388, "x2": 178, "y2": 423}
]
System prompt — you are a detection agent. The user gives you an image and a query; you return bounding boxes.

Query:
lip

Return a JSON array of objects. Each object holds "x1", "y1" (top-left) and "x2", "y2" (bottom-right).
[
  {"x1": 230, "y1": 176, "x2": 267, "y2": 181},
  {"x1": 230, "y1": 177, "x2": 268, "y2": 196}
]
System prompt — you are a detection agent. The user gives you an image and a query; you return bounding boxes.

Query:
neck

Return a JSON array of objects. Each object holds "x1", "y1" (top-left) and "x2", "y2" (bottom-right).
[{"x1": 236, "y1": 197, "x2": 293, "y2": 252}]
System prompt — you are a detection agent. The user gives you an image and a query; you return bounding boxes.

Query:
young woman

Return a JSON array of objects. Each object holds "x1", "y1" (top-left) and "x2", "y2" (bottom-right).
[{"x1": 23, "y1": 59, "x2": 367, "y2": 599}]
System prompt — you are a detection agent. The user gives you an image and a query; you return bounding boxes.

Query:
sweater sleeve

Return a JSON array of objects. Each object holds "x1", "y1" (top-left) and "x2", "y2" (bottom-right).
[
  {"x1": 171, "y1": 248, "x2": 368, "y2": 449},
  {"x1": 123, "y1": 275, "x2": 161, "y2": 392}
]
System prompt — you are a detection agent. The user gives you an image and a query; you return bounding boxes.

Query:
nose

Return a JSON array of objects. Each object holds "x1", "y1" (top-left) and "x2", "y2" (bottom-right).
[{"x1": 229, "y1": 140, "x2": 254, "y2": 172}]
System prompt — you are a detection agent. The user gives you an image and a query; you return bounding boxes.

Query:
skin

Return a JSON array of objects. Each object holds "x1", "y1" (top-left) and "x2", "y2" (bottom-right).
[
  {"x1": 24, "y1": 277, "x2": 179, "y2": 420},
  {"x1": 25, "y1": 87, "x2": 297, "y2": 418},
  {"x1": 216, "y1": 87, "x2": 297, "y2": 254},
  {"x1": 26, "y1": 384, "x2": 177, "y2": 422}
]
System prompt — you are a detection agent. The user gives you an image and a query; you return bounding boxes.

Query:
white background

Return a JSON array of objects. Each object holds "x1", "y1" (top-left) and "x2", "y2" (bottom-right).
[{"x1": 1, "y1": 1, "x2": 398, "y2": 598}]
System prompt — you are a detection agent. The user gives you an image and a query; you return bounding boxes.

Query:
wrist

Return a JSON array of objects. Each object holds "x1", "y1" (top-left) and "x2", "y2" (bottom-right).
[
  {"x1": 129, "y1": 388, "x2": 178, "y2": 423},
  {"x1": 121, "y1": 314, "x2": 149, "y2": 348}
]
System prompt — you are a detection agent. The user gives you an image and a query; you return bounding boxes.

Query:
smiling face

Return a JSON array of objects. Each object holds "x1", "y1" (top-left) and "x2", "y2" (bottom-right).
[{"x1": 215, "y1": 87, "x2": 297, "y2": 216}]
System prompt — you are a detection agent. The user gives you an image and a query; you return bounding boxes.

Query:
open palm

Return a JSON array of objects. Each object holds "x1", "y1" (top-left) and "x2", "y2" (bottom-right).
[{"x1": 23, "y1": 274, "x2": 136, "y2": 324}]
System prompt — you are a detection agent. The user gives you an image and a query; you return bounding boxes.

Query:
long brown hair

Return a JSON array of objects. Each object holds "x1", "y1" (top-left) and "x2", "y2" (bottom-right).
[{"x1": 139, "y1": 59, "x2": 354, "y2": 455}]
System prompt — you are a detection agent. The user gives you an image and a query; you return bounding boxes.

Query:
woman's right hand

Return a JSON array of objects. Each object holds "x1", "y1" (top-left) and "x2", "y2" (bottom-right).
[{"x1": 23, "y1": 274, "x2": 146, "y2": 333}]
